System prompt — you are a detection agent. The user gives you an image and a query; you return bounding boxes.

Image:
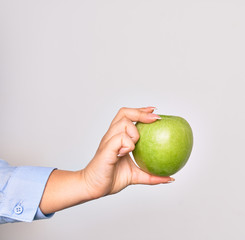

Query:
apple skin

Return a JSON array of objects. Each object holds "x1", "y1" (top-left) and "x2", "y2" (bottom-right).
[{"x1": 132, "y1": 115, "x2": 193, "y2": 176}]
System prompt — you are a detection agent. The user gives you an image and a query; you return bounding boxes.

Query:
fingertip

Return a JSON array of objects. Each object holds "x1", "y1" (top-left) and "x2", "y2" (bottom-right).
[
  {"x1": 140, "y1": 106, "x2": 157, "y2": 113},
  {"x1": 147, "y1": 113, "x2": 162, "y2": 120},
  {"x1": 117, "y1": 153, "x2": 126, "y2": 157},
  {"x1": 164, "y1": 177, "x2": 175, "y2": 183}
]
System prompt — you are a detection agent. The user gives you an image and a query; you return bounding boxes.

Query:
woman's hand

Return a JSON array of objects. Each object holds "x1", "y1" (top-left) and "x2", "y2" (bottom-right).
[
  {"x1": 81, "y1": 107, "x2": 174, "y2": 200},
  {"x1": 40, "y1": 107, "x2": 174, "y2": 215}
]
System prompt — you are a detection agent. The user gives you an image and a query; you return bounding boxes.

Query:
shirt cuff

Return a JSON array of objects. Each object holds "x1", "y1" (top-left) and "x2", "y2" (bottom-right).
[
  {"x1": 0, "y1": 166, "x2": 56, "y2": 222},
  {"x1": 34, "y1": 207, "x2": 55, "y2": 220}
]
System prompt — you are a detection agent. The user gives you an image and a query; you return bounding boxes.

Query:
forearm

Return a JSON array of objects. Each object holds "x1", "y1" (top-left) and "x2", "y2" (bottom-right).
[{"x1": 39, "y1": 169, "x2": 90, "y2": 215}]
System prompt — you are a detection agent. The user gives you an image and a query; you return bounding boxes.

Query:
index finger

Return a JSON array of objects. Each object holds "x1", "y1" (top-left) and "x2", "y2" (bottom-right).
[{"x1": 110, "y1": 107, "x2": 161, "y2": 126}]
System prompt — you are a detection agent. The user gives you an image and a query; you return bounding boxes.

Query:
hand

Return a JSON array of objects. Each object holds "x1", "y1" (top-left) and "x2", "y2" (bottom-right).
[
  {"x1": 81, "y1": 107, "x2": 174, "y2": 200},
  {"x1": 40, "y1": 107, "x2": 174, "y2": 215}
]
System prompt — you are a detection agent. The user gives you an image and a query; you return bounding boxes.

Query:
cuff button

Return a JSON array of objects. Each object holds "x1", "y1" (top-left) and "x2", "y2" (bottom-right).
[{"x1": 14, "y1": 205, "x2": 23, "y2": 214}]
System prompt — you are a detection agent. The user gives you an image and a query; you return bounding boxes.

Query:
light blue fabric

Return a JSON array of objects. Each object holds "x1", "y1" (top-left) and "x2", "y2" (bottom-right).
[{"x1": 0, "y1": 159, "x2": 56, "y2": 224}]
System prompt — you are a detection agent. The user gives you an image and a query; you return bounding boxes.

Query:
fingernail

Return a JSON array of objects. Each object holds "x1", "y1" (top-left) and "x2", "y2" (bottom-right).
[
  {"x1": 167, "y1": 177, "x2": 175, "y2": 183},
  {"x1": 117, "y1": 147, "x2": 130, "y2": 157},
  {"x1": 148, "y1": 113, "x2": 161, "y2": 119},
  {"x1": 117, "y1": 153, "x2": 125, "y2": 157},
  {"x1": 147, "y1": 106, "x2": 157, "y2": 111}
]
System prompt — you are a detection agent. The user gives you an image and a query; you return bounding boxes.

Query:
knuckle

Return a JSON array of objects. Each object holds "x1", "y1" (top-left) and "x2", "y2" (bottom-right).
[
  {"x1": 131, "y1": 143, "x2": 135, "y2": 151},
  {"x1": 120, "y1": 116, "x2": 129, "y2": 125},
  {"x1": 120, "y1": 132, "x2": 127, "y2": 138},
  {"x1": 135, "y1": 131, "x2": 140, "y2": 142},
  {"x1": 119, "y1": 107, "x2": 127, "y2": 114},
  {"x1": 137, "y1": 110, "x2": 143, "y2": 121}
]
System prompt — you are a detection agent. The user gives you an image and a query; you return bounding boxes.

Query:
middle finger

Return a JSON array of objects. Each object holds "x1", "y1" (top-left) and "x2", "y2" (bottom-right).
[{"x1": 102, "y1": 117, "x2": 140, "y2": 146}]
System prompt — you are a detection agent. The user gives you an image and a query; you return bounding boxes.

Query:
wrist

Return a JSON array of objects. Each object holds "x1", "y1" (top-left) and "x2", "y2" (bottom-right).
[
  {"x1": 76, "y1": 169, "x2": 96, "y2": 203},
  {"x1": 40, "y1": 169, "x2": 93, "y2": 215}
]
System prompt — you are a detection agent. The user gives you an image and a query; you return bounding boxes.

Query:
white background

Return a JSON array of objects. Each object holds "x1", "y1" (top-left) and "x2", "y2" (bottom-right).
[{"x1": 0, "y1": 0, "x2": 244, "y2": 239}]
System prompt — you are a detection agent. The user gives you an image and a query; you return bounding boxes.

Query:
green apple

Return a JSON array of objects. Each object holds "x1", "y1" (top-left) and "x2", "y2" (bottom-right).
[{"x1": 132, "y1": 115, "x2": 193, "y2": 176}]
